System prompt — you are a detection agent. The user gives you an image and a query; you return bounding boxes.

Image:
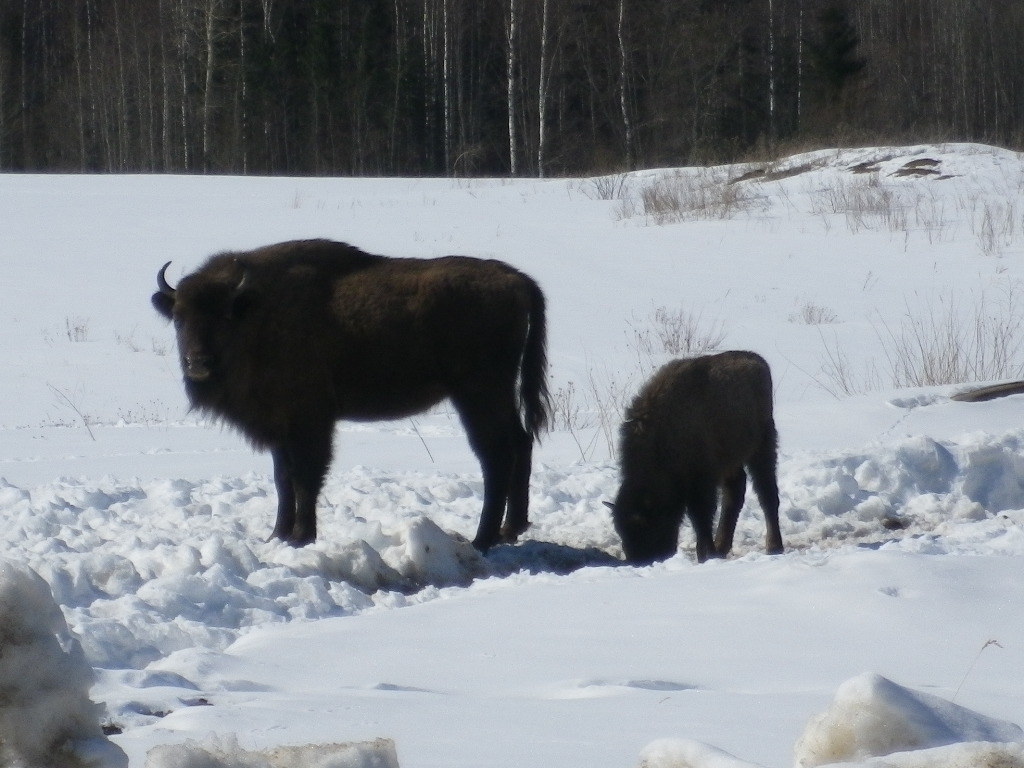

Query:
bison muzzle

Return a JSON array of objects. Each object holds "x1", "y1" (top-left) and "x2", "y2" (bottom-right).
[
  {"x1": 153, "y1": 238, "x2": 550, "y2": 552},
  {"x1": 608, "y1": 350, "x2": 784, "y2": 564}
]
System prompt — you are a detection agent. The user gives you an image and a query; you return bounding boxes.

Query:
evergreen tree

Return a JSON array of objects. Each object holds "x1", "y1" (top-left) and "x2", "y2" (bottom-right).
[{"x1": 807, "y1": 3, "x2": 864, "y2": 105}]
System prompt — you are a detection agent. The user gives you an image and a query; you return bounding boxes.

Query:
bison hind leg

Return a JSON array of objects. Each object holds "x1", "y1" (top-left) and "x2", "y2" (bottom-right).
[
  {"x1": 453, "y1": 392, "x2": 524, "y2": 553},
  {"x1": 499, "y1": 423, "x2": 534, "y2": 544}
]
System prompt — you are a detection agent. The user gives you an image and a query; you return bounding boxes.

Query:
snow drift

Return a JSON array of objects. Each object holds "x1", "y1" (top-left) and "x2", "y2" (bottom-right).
[
  {"x1": 0, "y1": 560, "x2": 127, "y2": 767},
  {"x1": 638, "y1": 674, "x2": 1023, "y2": 768},
  {"x1": 793, "y1": 673, "x2": 1023, "y2": 766},
  {"x1": 144, "y1": 735, "x2": 399, "y2": 768}
]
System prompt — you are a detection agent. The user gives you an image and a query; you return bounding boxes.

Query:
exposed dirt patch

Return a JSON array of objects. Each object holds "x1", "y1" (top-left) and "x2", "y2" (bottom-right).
[
  {"x1": 848, "y1": 155, "x2": 895, "y2": 173},
  {"x1": 892, "y1": 158, "x2": 956, "y2": 179},
  {"x1": 730, "y1": 161, "x2": 819, "y2": 184}
]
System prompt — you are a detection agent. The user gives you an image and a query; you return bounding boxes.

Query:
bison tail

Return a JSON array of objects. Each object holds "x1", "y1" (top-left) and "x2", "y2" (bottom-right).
[{"x1": 520, "y1": 279, "x2": 551, "y2": 440}]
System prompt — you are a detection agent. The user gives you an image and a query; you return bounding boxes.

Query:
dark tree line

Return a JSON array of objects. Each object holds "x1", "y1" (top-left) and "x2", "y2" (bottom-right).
[{"x1": 2, "y1": 0, "x2": 1022, "y2": 176}]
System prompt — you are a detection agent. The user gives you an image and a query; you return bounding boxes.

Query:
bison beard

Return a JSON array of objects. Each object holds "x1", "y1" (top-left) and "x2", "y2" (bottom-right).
[{"x1": 152, "y1": 239, "x2": 550, "y2": 552}]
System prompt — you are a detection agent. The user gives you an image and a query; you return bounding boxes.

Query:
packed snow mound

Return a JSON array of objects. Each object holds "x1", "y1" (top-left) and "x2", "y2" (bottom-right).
[
  {"x1": 793, "y1": 673, "x2": 1023, "y2": 767},
  {"x1": 144, "y1": 735, "x2": 399, "y2": 768},
  {"x1": 3, "y1": 425, "x2": 1024, "y2": 676},
  {"x1": 0, "y1": 559, "x2": 128, "y2": 768},
  {"x1": 825, "y1": 741, "x2": 1024, "y2": 767},
  {"x1": 637, "y1": 674, "x2": 1023, "y2": 768},
  {"x1": 639, "y1": 742, "x2": 1024, "y2": 768},
  {"x1": 638, "y1": 739, "x2": 766, "y2": 768}
]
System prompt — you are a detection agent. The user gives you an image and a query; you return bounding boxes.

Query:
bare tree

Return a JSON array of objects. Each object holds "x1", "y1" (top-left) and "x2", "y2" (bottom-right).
[{"x1": 505, "y1": 0, "x2": 519, "y2": 175}]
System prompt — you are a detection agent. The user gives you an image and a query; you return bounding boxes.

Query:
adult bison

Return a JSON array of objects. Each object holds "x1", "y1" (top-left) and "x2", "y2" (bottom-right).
[
  {"x1": 152, "y1": 238, "x2": 550, "y2": 552},
  {"x1": 608, "y1": 350, "x2": 784, "y2": 564}
]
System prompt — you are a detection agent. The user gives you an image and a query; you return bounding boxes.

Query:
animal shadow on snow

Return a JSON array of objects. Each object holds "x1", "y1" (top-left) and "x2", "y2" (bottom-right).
[{"x1": 484, "y1": 539, "x2": 621, "y2": 578}]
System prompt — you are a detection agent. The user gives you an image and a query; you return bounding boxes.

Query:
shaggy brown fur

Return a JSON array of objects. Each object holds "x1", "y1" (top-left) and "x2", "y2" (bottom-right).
[
  {"x1": 610, "y1": 351, "x2": 783, "y2": 564},
  {"x1": 152, "y1": 239, "x2": 550, "y2": 551}
]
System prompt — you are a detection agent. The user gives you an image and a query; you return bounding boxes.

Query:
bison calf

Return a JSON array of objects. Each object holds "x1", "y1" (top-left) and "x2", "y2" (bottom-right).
[
  {"x1": 609, "y1": 350, "x2": 784, "y2": 564},
  {"x1": 152, "y1": 239, "x2": 550, "y2": 552}
]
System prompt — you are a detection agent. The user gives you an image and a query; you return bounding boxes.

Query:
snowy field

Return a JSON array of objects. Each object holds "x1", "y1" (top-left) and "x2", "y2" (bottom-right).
[{"x1": 1, "y1": 144, "x2": 1024, "y2": 767}]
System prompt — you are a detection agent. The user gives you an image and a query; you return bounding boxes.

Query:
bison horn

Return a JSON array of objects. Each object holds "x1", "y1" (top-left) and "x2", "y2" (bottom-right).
[{"x1": 157, "y1": 261, "x2": 176, "y2": 296}]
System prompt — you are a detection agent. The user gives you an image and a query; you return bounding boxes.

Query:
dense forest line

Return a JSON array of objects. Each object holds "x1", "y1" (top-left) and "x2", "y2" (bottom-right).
[{"x1": 2, "y1": 0, "x2": 1022, "y2": 176}]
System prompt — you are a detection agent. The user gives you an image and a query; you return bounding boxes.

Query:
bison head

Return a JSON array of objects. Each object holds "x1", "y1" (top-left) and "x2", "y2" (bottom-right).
[
  {"x1": 152, "y1": 261, "x2": 250, "y2": 386},
  {"x1": 606, "y1": 484, "x2": 681, "y2": 565}
]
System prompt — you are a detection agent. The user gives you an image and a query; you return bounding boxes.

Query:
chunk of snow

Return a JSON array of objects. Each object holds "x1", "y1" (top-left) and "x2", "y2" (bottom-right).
[
  {"x1": 144, "y1": 734, "x2": 400, "y2": 768},
  {"x1": 793, "y1": 673, "x2": 1023, "y2": 767},
  {"x1": 638, "y1": 738, "x2": 766, "y2": 768},
  {"x1": 827, "y1": 741, "x2": 1024, "y2": 767},
  {"x1": 382, "y1": 517, "x2": 486, "y2": 587},
  {"x1": 0, "y1": 559, "x2": 127, "y2": 767}
]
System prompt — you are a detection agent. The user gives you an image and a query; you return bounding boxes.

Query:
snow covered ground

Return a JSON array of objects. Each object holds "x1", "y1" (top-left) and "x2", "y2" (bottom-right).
[{"x1": 1, "y1": 144, "x2": 1023, "y2": 767}]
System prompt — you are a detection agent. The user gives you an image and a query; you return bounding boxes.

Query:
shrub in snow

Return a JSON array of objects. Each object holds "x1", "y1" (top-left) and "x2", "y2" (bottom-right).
[
  {"x1": 144, "y1": 734, "x2": 400, "y2": 768},
  {"x1": 793, "y1": 672, "x2": 1023, "y2": 767},
  {"x1": 0, "y1": 559, "x2": 127, "y2": 767}
]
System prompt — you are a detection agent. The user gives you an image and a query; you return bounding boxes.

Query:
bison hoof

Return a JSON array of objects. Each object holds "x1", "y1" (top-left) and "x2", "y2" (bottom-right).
[
  {"x1": 267, "y1": 527, "x2": 315, "y2": 547},
  {"x1": 471, "y1": 534, "x2": 498, "y2": 553},
  {"x1": 499, "y1": 521, "x2": 529, "y2": 544}
]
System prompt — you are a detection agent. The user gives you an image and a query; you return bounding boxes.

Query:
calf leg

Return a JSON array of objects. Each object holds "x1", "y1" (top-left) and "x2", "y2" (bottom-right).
[
  {"x1": 688, "y1": 482, "x2": 720, "y2": 563},
  {"x1": 749, "y1": 426, "x2": 784, "y2": 555},
  {"x1": 714, "y1": 468, "x2": 747, "y2": 557}
]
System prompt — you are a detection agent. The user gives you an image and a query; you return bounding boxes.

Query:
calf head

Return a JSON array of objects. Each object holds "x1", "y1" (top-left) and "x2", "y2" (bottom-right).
[{"x1": 606, "y1": 484, "x2": 681, "y2": 565}]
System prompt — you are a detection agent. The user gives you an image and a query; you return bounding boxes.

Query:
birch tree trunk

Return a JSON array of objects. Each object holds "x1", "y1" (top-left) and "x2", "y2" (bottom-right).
[
  {"x1": 617, "y1": 0, "x2": 633, "y2": 169},
  {"x1": 389, "y1": 0, "x2": 404, "y2": 169},
  {"x1": 766, "y1": 0, "x2": 775, "y2": 143},
  {"x1": 505, "y1": 0, "x2": 518, "y2": 175},
  {"x1": 796, "y1": 0, "x2": 803, "y2": 130},
  {"x1": 442, "y1": 0, "x2": 451, "y2": 174},
  {"x1": 202, "y1": 0, "x2": 219, "y2": 171},
  {"x1": 536, "y1": 0, "x2": 549, "y2": 178},
  {"x1": 237, "y1": 0, "x2": 247, "y2": 174},
  {"x1": 158, "y1": 0, "x2": 172, "y2": 170}
]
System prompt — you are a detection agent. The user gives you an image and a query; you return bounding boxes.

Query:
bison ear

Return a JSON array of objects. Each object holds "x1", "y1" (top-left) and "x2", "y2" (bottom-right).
[{"x1": 152, "y1": 291, "x2": 174, "y2": 319}]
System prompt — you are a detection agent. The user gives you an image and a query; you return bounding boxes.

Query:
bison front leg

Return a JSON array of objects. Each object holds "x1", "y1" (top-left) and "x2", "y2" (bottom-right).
[
  {"x1": 269, "y1": 446, "x2": 296, "y2": 542},
  {"x1": 269, "y1": 428, "x2": 333, "y2": 546}
]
